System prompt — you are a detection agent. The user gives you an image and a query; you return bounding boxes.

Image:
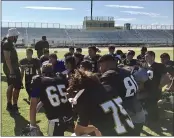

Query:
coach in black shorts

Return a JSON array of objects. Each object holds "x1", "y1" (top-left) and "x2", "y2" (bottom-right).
[
  {"x1": 144, "y1": 51, "x2": 167, "y2": 122},
  {"x1": 2, "y1": 28, "x2": 22, "y2": 114}
]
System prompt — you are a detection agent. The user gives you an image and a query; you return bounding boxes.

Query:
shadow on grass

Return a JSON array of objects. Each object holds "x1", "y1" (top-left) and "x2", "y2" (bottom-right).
[
  {"x1": 10, "y1": 113, "x2": 30, "y2": 136},
  {"x1": 1, "y1": 75, "x2": 7, "y2": 82},
  {"x1": 145, "y1": 118, "x2": 174, "y2": 136},
  {"x1": 37, "y1": 107, "x2": 45, "y2": 113},
  {"x1": 142, "y1": 103, "x2": 174, "y2": 136},
  {"x1": 10, "y1": 113, "x2": 43, "y2": 136}
]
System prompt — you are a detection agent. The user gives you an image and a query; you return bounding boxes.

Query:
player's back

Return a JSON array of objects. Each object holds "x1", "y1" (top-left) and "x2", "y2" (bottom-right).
[
  {"x1": 100, "y1": 66, "x2": 138, "y2": 99},
  {"x1": 100, "y1": 67, "x2": 145, "y2": 125},
  {"x1": 32, "y1": 75, "x2": 72, "y2": 120},
  {"x1": 75, "y1": 79, "x2": 135, "y2": 136}
]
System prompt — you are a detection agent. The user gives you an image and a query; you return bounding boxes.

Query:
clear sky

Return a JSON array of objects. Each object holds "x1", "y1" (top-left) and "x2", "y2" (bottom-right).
[{"x1": 2, "y1": 1, "x2": 173, "y2": 26}]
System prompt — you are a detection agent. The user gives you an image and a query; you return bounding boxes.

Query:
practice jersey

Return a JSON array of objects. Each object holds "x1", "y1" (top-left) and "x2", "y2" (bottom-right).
[
  {"x1": 100, "y1": 68, "x2": 144, "y2": 123},
  {"x1": 73, "y1": 82, "x2": 135, "y2": 136},
  {"x1": 3, "y1": 39, "x2": 19, "y2": 71},
  {"x1": 100, "y1": 68, "x2": 138, "y2": 100},
  {"x1": 20, "y1": 58, "x2": 40, "y2": 83},
  {"x1": 144, "y1": 62, "x2": 167, "y2": 99},
  {"x1": 84, "y1": 54, "x2": 101, "y2": 73},
  {"x1": 31, "y1": 74, "x2": 73, "y2": 120}
]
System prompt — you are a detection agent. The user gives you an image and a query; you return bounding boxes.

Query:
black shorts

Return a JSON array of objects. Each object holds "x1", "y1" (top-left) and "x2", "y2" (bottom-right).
[
  {"x1": 4, "y1": 68, "x2": 22, "y2": 90},
  {"x1": 25, "y1": 82, "x2": 32, "y2": 96}
]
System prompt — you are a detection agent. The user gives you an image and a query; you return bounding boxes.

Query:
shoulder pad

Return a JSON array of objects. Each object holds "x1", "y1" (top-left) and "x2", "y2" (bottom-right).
[{"x1": 102, "y1": 70, "x2": 118, "y2": 78}]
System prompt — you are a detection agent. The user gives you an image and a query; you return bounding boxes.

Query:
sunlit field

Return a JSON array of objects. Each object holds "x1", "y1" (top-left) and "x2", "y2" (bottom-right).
[{"x1": 1, "y1": 47, "x2": 173, "y2": 136}]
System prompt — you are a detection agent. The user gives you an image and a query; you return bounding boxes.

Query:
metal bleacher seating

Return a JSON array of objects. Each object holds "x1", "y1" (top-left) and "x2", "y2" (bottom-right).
[{"x1": 1, "y1": 26, "x2": 173, "y2": 46}]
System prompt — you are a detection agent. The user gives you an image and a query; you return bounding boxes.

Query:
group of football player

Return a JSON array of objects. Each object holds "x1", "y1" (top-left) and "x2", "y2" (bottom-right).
[
  {"x1": 2, "y1": 28, "x2": 174, "y2": 136},
  {"x1": 20, "y1": 46, "x2": 173, "y2": 136}
]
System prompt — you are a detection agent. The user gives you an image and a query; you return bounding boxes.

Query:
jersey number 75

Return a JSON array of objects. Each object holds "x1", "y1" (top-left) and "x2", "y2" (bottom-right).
[{"x1": 101, "y1": 97, "x2": 134, "y2": 135}]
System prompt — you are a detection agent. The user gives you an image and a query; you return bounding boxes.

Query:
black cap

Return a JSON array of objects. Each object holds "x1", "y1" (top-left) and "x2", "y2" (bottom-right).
[{"x1": 98, "y1": 54, "x2": 116, "y2": 63}]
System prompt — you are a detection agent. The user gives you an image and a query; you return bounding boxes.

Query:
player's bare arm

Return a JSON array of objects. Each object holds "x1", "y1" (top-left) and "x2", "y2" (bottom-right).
[
  {"x1": 30, "y1": 97, "x2": 38, "y2": 126},
  {"x1": 20, "y1": 65, "x2": 25, "y2": 83},
  {"x1": 3, "y1": 51, "x2": 14, "y2": 74},
  {"x1": 159, "y1": 73, "x2": 171, "y2": 89},
  {"x1": 74, "y1": 124, "x2": 102, "y2": 136}
]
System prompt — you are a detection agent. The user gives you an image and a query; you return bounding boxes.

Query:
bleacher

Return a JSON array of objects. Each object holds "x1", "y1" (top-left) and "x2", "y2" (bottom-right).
[{"x1": 1, "y1": 26, "x2": 173, "y2": 46}]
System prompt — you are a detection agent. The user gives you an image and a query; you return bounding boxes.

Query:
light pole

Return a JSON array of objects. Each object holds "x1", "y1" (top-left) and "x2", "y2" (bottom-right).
[{"x1": 91, "y1": 0, "x2": 93, "y2": 20}]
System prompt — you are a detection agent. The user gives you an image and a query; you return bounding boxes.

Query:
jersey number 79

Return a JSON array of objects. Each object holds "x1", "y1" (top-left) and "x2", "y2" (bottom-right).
[{"x1": 46, "y1": 85, "x2": 68, "y2": 107}]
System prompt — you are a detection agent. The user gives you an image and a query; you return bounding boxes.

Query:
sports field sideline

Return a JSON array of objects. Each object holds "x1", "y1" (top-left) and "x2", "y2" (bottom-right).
[{"x1": 1, "y1": 47, "x2": 174, "y2": 136}]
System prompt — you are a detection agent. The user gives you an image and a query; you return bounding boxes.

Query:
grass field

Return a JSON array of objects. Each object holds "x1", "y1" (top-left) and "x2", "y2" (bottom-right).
[{"x1": 1, "y1": 47, "x2": 174, "y2": 136}]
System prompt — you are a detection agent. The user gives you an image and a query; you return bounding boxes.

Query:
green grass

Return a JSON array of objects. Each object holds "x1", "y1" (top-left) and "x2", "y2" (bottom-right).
[{"x1": 1, "y1": 47, "x2": 173, "y2": 136}]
